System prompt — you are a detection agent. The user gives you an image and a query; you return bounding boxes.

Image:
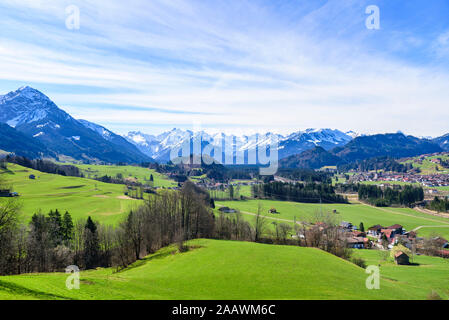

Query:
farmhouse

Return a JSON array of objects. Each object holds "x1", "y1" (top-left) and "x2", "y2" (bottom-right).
[
  {"x1": 380, "y1": 229, "x2": 394, "y2": 243},
  {"x1": 367, "y1": 225, "x2": 384, "y2": 236},
  {"x1": 430, "y1": 158, "x2": 441, "y2": 164},
  {"x1": 218, "y1": 207, "x2": 236, "y2": 213},
  {"x1": 437, "y1": 250, "x2": 449, "y2": 258},
  {"x1": 268, "y1": 208, "x2": 278, "y2": 214},
  {"x1": 433, "y1": 237, "x2": 449, "y2": 249},
  {"x1": 394, "y1": 251, "x2": 410, "y2": 265},
  {"x1": 352, "y1": 231, "x2": 366, "y2": 238},
  {"x1": 346, "y1": 237, "x2": 367, "y2": 249},
  {"x1": 0, "y1": 189, "x2": 19, "y2": 197},
  {"x1": 29, "y1": 174, "x2": 36, "y2": 179},
  {"x1": 387, "y1": 224, "x2": 404, "y2": 236},
  {"x1": 340, "y1": 221, "x2": 354, "y2": 230}
]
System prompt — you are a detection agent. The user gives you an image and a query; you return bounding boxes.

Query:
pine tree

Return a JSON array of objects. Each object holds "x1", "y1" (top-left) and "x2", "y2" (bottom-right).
[
  {"x1": 48, "y1": 209, "x2": 63, "y2": 245},
  {"x1": 228, "y1": 184, "x2": 234, "y2": 200},
  {"x1": 61, "y1": 211, "x2": 74, "y2": 242},
  {"x1": 84, "y1": 217, "x2": 100, "y2": 269},
  {"x1": 359, "y1": 222, "x2": 365, "y2": 232}
]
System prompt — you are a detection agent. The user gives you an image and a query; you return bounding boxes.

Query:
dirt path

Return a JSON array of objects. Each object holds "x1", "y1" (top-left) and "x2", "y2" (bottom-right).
[
  {"x1": 412, "y1": 225, "x2": 449, "y2": 232},
  {"x1": 413, "y1": 206, "x2": 449, "y2": 219},
  {"x1": 359, "y1": 202, "x2": 449, "y2": 225},
  {"x1": 117, "y1": 195, "x2": 138, "y2": 200}
]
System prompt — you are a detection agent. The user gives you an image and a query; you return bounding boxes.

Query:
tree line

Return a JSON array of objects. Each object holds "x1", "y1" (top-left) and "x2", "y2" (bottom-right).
[
  {"x1": 275, "y1": 168, "x2": 332, "y2": 183},
  {"x1": 337, "y1": 156, "x2": 411, "y2": 173},
  {"x1": 252, "y1": 181, "x2": 348, "y2": 203},
  {"x1": 1, "y1": 179, "x2": 272, "y2": 275},
  {"x1": 427, "y1": 196, "x2": 449, "y2": 213},
  {"x1": 358, "y1": 184, "x2": 424, "y2": 207},
  {"x1": 5, "y1": 155, "x2": 82, "y2": 177}
]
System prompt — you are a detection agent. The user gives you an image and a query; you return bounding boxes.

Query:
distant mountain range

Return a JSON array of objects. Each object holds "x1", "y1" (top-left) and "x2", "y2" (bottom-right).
[
  {"x1": 280, "y1": 133, "x2": 444, "y2": 169},
  {"x1": 124, "y1": 128, "x2": 354, "y2": 163},
  {"x1": 0, "y1": 86, "x2": 447, "y2": 167}
]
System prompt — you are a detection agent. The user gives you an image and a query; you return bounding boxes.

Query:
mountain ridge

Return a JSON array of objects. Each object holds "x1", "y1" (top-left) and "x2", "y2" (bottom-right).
[{"x1": 0, "y1": 87, "x2": 151, "y2": 163}]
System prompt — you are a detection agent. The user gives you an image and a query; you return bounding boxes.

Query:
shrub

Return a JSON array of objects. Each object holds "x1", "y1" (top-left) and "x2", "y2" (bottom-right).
[{"x1": 351, "y1": 257, "x2": 367, "y2": 269}]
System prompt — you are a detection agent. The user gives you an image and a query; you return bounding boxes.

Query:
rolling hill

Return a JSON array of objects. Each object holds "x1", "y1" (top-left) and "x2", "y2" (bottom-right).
[
  {"x1": 0, "y1": 239, "x2": 424, "y2": 300},
  {"x1": 0, "y1": 163, "x2": 142, "y2": 224}
]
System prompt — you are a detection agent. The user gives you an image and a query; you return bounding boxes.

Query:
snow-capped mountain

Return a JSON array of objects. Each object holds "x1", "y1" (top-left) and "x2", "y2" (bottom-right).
[
  {"x1": 124, "y1": 128, "x2": 354, "y2": 162},
  {"x1": 125, "y1": 129, "x2": 189, "y2": 161},
  {"x1": 0, "y1": 86, "x2": 58, "y2": 128},
  {"x1": 345, "y1": 130, "x2": 361, "y2": 139},
  {"x1": 0, "y1": 86, "x2": 150, "y2": 163},
  {"x1": 278, "y1": 128, "x2": 353, "y2": 159},
  {"x1": 433, "y1": 133, "x2": 449, "y2": 151}
]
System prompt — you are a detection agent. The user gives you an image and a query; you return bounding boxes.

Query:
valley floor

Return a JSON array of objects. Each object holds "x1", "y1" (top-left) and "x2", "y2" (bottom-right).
[{"x1": 215, "y1": 199, "x2": 449, "y2": 239}]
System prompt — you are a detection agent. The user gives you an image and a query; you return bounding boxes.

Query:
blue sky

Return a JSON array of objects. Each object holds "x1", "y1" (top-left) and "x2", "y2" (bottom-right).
[{"x1": 0, "y1": 0, "x2": 449, "y2": 136}]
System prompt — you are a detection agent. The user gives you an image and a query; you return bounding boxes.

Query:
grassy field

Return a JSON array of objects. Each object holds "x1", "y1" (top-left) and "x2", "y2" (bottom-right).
[
  {"x1": 0, "y1": 239, "x2": 431, "y2": 300},
  {"x1": 0, "y1": 163, "x2": 142, "y2": 225},
  {"x1": 209, "y1": 183, "x2": 253, "y2": 199},
  {"x1": 215, "y1": 199, "x2": 449, "y2": 239},
  {"x1": 401, "y1": 154, "x2": 449, "y2": 175},
  {"x1": 354, "y1": 250, "x2": 449, "y2": 299},
  {"x1": 212, "y1": 207, "x2": 296, "y2": 233},
  {"x1": 73, "y1": 164, "x2": 177, "y2": 188}
]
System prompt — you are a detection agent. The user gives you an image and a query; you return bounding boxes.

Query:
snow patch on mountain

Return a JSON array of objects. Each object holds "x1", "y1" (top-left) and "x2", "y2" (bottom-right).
[
  {"x1": 33, "y1": 132, "x2": 44, "y2": 138},
  {"x1": 78, "y1": 119, "x2": 113, "y2": 141}
]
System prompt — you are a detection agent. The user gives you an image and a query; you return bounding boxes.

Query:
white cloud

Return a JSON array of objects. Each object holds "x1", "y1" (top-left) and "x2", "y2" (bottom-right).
[{"x1": 0, "y1": 0, "x2": 448, "y2": 136}]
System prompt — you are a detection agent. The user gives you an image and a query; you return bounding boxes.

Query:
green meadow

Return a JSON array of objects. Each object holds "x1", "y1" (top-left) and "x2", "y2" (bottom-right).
[
  {"x1": 209, "y1": 182, "x2": 253, "y2": 199},
  {"x1": 73, "y1": 164, "x2": 177, "y2": 188},
  {"x1": 354, "y1": 250, "x2": 449, "y2": 299},
  {"x1": 0, "y1": 163, "x2": 142, "y2": 225},
  {"x1": 215, "y1": 199, "x2": 449, "y2": 239},
  {"x1": 0, "y1": 239, "x2": 430, "y2": 300}
]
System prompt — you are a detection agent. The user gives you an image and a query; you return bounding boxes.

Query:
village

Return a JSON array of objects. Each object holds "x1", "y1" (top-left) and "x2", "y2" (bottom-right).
[
  {"x1": 349, "y1": 152, "x2": 449, "y2": 189},
  {"x1": 349, "y1": 172, "x2": 449, "y2": 189},
  {"x1": 295, "y1": 219, "x2": 449, "y2": 265},
  {"x1": 217, "y1": 206, "x2": 449, "y2": 265}
]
